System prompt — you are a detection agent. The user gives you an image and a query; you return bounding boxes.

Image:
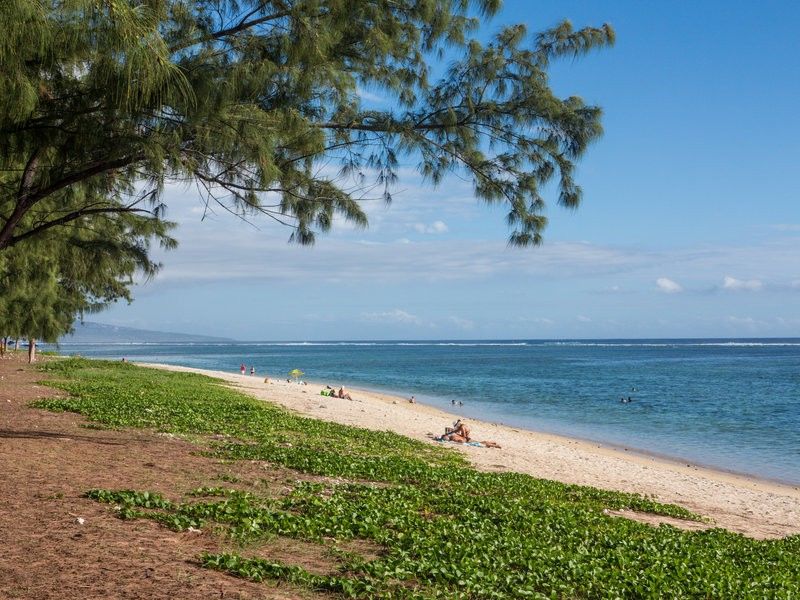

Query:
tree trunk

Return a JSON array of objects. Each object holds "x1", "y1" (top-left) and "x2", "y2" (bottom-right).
[
  {"x1": 0, "y1": 337, "x2": 5, "y2": 356},
  {"x1": 28, "y1": 338, "x2": 36, "y2": 363},
  {"x1": 14, "y1": 338, "x2": 19, "y2": 351}
]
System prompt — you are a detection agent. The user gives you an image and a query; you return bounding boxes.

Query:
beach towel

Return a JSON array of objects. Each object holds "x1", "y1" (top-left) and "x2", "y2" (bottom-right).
[
  {"x1": 429, "y1": 435, "x2": 500, "y2": 449},
  {"x1": 432, "y1": 437, "x2": 483, "y2": 447}
]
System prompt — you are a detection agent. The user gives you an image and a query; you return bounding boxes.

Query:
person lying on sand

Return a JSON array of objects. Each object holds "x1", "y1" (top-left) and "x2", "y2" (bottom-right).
[
  {"x1": 337, "y1": 387, "x2": 353, "y2": 400},
  {"x1": 430, "y1": 420, "x2": 501, "y2": 448}
]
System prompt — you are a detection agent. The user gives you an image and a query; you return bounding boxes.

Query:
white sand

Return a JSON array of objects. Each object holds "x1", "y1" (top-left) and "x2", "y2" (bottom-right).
[{"x1": 139, "y1": 363, "x2": 800, "y2": 539}]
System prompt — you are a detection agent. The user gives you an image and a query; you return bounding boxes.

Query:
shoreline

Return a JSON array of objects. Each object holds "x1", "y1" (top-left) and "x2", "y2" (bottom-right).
[
  {"x1": 136, "y1": 361, "x2": 800, "y2": 539},
  {"x1": 345, "y1": 381, "x2": 800, "y2": 490},
  {"x1": 53, "y1": 343, "x2": 800, "y2": 485},
  {"x1": 349, "y1": 381, "x2": 800, "y2": 498}
]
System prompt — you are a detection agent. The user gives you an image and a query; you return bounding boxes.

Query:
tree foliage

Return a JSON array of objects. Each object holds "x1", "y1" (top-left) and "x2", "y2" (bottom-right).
[
  {"x1": 0, "y1": 202, "x2": 175, "y2": 352},
  {"x1": 0, "y1": 0, "x2": 614, "y2": 250}
]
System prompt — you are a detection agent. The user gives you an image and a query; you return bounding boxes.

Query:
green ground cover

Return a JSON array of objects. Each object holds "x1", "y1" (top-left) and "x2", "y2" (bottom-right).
[{"x1": 36, "y1": 358, "x2": 800, "y2": 598}]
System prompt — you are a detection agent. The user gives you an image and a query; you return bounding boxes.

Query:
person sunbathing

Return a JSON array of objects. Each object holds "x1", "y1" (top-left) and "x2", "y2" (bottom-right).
[
  {"x1": 444, "y1": 419, "x2": 464, "y2": 434},
  {"x1": 430, "y1": 422, "x2": 501, "y2": 448},
  {"x1": 337, "y1": 387, "x2": 353, "y2": 400},
  {"x1": 440, "y1": 421, "x2": 471, "y2": 443},
  {"x1": 441, "y1": 431, "x2": 468, "y2": 443}
]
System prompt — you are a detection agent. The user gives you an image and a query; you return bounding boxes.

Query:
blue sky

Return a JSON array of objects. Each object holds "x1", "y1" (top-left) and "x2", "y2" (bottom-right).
[{"x1": 98, "y1": 1, "x2": 800, "y2": 340}]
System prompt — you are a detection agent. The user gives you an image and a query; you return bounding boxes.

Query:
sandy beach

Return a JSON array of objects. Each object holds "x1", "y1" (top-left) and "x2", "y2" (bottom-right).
[{"x1": 139, "y1": 363, "x2": 800, "y2": 539}]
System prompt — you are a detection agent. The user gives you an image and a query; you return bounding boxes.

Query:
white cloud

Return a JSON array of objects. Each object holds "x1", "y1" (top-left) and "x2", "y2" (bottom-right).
[
  {"x1": 447, "y1": 316, "x2": 474, "y2": 330},
  {"x1": 361, "y1": 309, "x2": 422, "y2": 325},
  {"x1": 577, "y1": 315, "x2": 592, "y2": 323},
  {"x1": 722, "y1": 275, "x2": 763, "y2": 291},
  {"x1": 413, "y1": 220, "x2": 449, "y2": 234},
  {"x1": 356, "y1": 87, "x2": 387, "y2": 104},
  {"x1": 148, "y1": 232, "x2": 655, "y2": 285},
  {"x1": 725, "y1": 315, "x2": 767, "y2": 330},
  {"x1": 655, "y1": 277, "x2": 683, "y2": 294},
  {"x1": 514, "y1": 316, "x2": 555, "y2": 326},
  {"x1": 129, "y1": 184, "x2": 800, "y2": 295}
]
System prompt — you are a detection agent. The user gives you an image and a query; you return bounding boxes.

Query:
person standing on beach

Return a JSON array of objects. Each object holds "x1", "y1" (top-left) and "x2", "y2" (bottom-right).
[
  {"x1": 240, "y1": 364, "x2": 246, "y2": 375},
  {"x1": 250, "y1": 366, "x2": 255, "y2": 375}
]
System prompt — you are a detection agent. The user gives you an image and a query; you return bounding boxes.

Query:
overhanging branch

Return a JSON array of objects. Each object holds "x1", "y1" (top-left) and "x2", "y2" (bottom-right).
[{"x1": 6, "y1": 206, "x2": 155, "y2": 249}]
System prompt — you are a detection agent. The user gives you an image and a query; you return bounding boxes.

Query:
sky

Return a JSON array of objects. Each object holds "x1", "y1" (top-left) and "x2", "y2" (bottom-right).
[{"x1": 98, "y1": 0, "x2": 800, "y2": 340}]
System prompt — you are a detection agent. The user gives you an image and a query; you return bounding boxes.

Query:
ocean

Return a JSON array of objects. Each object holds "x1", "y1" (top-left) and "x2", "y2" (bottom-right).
[{"x1": 54, "y1": 339, "x2": 800, "y2": 485}]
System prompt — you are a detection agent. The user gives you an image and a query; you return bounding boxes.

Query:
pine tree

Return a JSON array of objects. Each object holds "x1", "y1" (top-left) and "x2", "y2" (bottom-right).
[
  {"x1": 0, "y1": 1, "x2": 614, "y2": 251},
  {"x1": 0, "y1": 200, "x2": 176, "y2": 360}
]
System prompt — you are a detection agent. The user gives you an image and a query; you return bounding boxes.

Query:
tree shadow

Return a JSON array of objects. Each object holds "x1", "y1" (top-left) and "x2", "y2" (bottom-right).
[{"x1": 0, "y1": 429, "x2": 125, "y2": 445}]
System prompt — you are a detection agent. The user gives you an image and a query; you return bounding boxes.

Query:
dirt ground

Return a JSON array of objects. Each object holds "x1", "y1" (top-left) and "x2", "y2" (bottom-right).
[{"x1": 0, "y1": 355, "x2": 340, "y2": 599}]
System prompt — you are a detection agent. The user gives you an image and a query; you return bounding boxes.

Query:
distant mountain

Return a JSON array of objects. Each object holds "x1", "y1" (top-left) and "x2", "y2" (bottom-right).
[{"x1": 59, "y1": 322, "x2": 235, "y2": 344}]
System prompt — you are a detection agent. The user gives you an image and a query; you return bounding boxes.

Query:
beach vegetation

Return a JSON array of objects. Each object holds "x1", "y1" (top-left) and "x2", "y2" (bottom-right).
[{"x1": 34, "y1": 359, "x2": 800, "y2": 598}]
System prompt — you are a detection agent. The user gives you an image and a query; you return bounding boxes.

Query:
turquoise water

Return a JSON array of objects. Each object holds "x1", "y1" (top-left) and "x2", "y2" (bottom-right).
[{"x1": 56, "y1": 339, "x2": 800, "y2": 484}]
